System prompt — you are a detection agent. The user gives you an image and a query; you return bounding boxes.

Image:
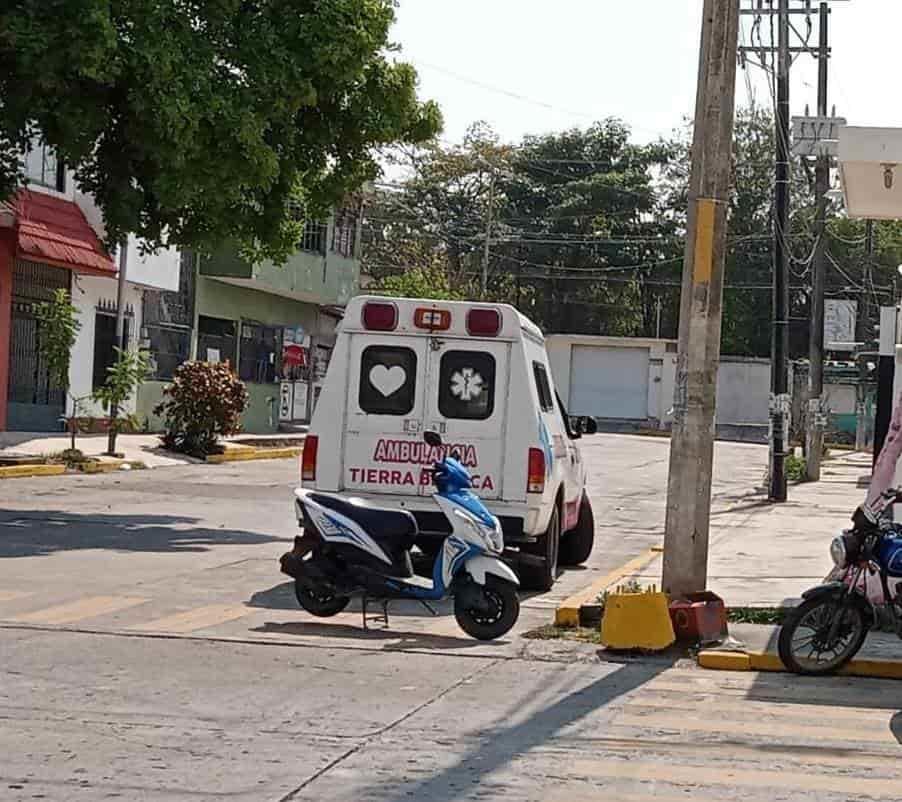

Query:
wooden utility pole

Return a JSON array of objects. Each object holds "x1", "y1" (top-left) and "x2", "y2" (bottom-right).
[
  {"x1": 662, "y1": 0, "x2": 739, "y2": 598},
  {"x1": 806, "y1": 1, "x2": 830, "y2": 481}
]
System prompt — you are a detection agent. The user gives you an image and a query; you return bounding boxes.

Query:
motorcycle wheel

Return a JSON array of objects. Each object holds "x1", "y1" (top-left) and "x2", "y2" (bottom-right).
[
  {"x1": 454, "y1": 577, "x2": 520, "y2": 641},
  {"x1": 294, "y1": 582, "x2": 351, "y2": 617},
  {"x1": 778, "y1": 595, "x2": 869, "y2": 675}
]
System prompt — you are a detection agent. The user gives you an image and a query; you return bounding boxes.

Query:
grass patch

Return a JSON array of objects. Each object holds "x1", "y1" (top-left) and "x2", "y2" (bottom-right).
[
  {"x1": 524, "y1": 624, "x2": 603, "y2": 645},
  {"x1": 727, "y1": 606, "x2": 788, "y2": 625}
]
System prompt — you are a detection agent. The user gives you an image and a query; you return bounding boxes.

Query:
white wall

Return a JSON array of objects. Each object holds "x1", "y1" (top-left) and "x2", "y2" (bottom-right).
[
  {"x1": 74, "y1": 187, "x2": 181, "y2": 293},
  {"x1": 545, "y1": 335, "x2": 677, "y2": 424},
  {"x1": 124, "y1": 238, "x2": 180, "y2": 292},
  {"x1": 67, "y1": 274, "x2": 144, "y2": 419}
]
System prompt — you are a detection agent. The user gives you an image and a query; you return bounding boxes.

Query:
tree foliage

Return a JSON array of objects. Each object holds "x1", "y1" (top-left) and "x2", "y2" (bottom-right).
[
  {"x1": 34, "y1": 288, "x2": 80, "y2": 391},
  {"x1": 364, "y1": 109, "x2": 902, "y2": 357},
  {"x1": 93, "y1": 347, "x2": 151, "y2": 434},
  {"x1": 0, "y1": 0, "x2": 441, "y2": 262}
]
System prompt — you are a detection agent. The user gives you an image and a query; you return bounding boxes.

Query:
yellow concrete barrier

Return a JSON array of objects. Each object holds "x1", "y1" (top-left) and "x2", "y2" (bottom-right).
[{"x1": 600, "y1": 585, "x2": 675, "y2": 651}]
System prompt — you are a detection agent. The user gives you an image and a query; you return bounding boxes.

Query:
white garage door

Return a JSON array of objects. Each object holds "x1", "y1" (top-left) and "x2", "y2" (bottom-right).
[{"x1": 569, "y1": 346, "x2": 650, "y2": 419}]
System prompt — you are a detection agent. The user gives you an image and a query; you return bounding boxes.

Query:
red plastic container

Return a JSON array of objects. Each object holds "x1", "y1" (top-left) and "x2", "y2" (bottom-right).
[{"x1": 669, "y1": 591, "x2": 728, "y2": 643}]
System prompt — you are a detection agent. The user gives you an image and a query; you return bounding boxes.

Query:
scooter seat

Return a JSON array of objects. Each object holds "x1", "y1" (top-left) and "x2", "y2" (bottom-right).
[{"x1": 308, "y1": 493, "x2": 419, "y2": 550}]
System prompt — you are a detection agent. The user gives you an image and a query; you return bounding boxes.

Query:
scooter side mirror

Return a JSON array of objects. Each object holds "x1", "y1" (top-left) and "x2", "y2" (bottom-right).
[{"x1": 424, "y1": 430, "x2": 443, "y2": 447}]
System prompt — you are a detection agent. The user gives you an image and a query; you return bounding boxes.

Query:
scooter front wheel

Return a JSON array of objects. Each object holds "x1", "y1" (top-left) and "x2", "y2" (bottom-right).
[
  {"x1": 294, "y1": 582, "x2": 351, "y2": 617},
  {"x1": 454, "y1": 577, "x2": 519, "y2": 641}
]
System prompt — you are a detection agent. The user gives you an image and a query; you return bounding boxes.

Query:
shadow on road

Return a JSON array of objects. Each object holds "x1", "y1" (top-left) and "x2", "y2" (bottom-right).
[
  {"x1": 250, "y1": 620, "x2": 489, "y2": 650},
  {"x1": 0, "y1": 512, "x2": 290, "y2": 557},
  {"x1": 365, "y1": 658, "x2": 673, "y2": 802}
]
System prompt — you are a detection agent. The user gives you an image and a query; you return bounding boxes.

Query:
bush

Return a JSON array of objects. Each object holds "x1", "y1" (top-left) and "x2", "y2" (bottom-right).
[
  {"x1": 785, "y1": 453, "x2": 807, "y2": 482},
  {"x1": 154, "y1": 362, "x2": 249, "y2": 456}
]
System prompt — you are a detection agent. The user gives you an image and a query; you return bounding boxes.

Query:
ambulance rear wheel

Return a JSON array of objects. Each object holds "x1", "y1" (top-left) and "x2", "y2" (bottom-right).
[
  {"x1": 519, "y1": 507, "x2": 560, "y2": 592},
  {"x1": 559, "y1": 495, "x2": 595, "y2": 566}
]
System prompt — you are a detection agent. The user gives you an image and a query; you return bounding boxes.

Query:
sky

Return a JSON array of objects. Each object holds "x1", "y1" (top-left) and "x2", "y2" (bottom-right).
[{"x1": 391, "y1": 1, "x2": 902, "y2": 147}]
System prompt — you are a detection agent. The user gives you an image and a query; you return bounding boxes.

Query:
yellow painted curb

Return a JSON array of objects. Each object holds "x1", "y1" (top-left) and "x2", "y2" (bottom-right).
[
  {"x1": 554, "y1": 545, "x2": 663, "y2": 627},
  {"x1": 698, "y1": 650, "x2": 752, "y2": 671},
  {"x1": 206, "y1": 447, "x2": 302, "y2": 464},
  {"x1": 700, "y1": 648, "x2": 902, "y2": 680},
  {"x1": 77, "y1": 460, "x2": 145, "y2": 474},
  {"x1": 0, "y1": 464, "x2": 66, "y2": 480}
]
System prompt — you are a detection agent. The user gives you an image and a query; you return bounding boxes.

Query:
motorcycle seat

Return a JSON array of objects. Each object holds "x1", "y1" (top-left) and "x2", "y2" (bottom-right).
[{"x1": 308, "y1": 493, "x2": 419, "y2": 551}]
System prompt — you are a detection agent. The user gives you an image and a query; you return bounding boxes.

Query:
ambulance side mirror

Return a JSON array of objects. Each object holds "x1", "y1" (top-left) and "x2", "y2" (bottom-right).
[{"x1": 583, "y1": 417, "x2": 598, "y2": 435}]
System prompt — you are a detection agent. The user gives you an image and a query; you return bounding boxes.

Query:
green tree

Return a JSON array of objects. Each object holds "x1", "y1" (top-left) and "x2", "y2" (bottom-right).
[
  {"x1": 363, "y1": 123, "x2": 509, "y2": 293},
  {"x1": 34, "y1": 288, "x2": 84, "y2": 450},
  {"x1": 0, "y1": 0, "x2": 441, "y2": 263},
  {"x1": 93, "y1": 347, "x2": 151, "y2": 456},
  {"x1": 372, "y1": 265, "x2": 466, "y2": 300}
]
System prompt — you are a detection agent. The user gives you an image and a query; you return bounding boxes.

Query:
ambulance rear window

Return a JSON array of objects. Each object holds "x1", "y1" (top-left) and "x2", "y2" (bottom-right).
[
  {"x1": 359, "y1": 346, "x2": 417, "y2": 415},
  {"x1": 438, "y1": 350, "x2": 495, "y2": 420}
]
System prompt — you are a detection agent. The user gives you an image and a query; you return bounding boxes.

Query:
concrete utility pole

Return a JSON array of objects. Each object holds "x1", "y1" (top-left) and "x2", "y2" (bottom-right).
[
  {"x1": 806, "y1": 2, "x2": 831, "y2": 481},
  {"x1": 662, "y1": 0, "x2": 739, "y2": 599},
  {"x1": 769, "y1": 0, "x2": 791, "y2": 503},
  {"x1": 106, "y1": 239, "x2": 129, "y2": 456},
  {"x1": 481, "y1": 171, "x2": 496, "y2": 299}
]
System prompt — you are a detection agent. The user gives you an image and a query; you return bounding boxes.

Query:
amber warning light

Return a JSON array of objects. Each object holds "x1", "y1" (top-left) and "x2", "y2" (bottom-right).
[{"x1": 414, "y1": 308, "x2": 451, "y2": 331}]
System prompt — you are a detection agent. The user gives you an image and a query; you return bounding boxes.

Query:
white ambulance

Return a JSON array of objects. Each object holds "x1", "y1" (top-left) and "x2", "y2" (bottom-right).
[{"x1": 300, "y1": 295, "x2": 596, "y2": 590}]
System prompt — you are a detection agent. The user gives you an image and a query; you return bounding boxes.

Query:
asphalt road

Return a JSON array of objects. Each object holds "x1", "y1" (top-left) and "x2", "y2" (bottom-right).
[{"x1": 3, "y1": 434, "x2": 901, "y2": 800}]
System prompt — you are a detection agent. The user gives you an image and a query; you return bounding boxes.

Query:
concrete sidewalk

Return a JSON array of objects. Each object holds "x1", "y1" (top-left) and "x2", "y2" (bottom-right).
[
  {"x1": 628, "y1": 450, "x2": 871, "y2": 607},
  {"x1": 0, "y1": 431, "x2": 306, "y2": 469}
]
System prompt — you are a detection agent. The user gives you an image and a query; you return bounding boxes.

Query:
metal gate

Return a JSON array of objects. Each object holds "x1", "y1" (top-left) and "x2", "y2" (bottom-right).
[{"x1": 7, "y1": 260, "x2": 70, "y2": 432}]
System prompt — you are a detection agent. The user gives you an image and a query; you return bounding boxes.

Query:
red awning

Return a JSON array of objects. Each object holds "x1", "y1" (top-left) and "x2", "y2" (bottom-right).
[{"x1": 14, "y1": 189, "x2": 116, "y2": 276}]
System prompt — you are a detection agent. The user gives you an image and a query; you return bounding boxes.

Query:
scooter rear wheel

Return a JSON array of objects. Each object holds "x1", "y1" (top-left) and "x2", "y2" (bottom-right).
[
  {"x1": 294, "y1": 582, "x2": 351, "y2": 617},
  {"x1": 454, "y1": 577, "x2": 520, "y2": 641}
]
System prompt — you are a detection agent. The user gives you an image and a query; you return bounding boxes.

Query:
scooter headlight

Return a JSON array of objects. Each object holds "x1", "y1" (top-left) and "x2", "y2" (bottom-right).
[
  {"x1": 830, "y1": 535, "x2": 848, "y2": 569},
  {"x1": 488, "y1": 520, "x2": 504, "y2": 554}
]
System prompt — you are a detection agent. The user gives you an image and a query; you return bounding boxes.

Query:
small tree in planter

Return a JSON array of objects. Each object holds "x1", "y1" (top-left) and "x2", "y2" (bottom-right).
[
  {"x1": 154, "y1": 361, "x2": 249, "y2": 457},
  {"x1": 34, "y1": 289, "x2": 86, "y2": 454},
  {"x1": 93, "y1": 347, "x2": 152, "y2": 456}
]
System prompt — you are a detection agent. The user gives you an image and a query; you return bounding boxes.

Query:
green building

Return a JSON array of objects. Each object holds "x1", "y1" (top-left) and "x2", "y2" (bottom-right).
[{"x1": 137, "y1": 208, "x2": 362, "y2": 433}]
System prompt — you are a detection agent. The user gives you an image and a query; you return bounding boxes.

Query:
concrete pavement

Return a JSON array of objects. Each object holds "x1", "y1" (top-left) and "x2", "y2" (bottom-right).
[
  {"x1": 5, "y1": 434, "x2": 902, "y2": 799},
  {"x1": 5, "y1": 627, "x2": 902, "y2": 801}
]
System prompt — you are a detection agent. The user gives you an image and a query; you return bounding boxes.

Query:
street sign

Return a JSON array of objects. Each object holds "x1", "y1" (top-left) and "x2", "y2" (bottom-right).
[
  {"x1": 825, "y1": 299, "x2": 857, "y2": 352},
  {"x1": 792, "y1": 116, "x2": 847, "y2": 158}
]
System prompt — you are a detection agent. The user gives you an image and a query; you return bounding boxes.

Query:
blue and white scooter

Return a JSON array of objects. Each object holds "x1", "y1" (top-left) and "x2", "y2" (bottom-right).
[{"x1": 281, "y1": 431, "x2": 520, "y2": 640}]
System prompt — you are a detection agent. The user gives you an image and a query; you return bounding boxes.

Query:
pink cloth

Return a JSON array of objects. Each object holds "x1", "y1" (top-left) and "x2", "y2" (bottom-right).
[{"x1": 866, "y1": 391, "x2": 902, "y2": 512}]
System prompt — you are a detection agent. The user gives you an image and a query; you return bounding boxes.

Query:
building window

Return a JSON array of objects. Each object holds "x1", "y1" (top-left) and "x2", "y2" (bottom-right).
[
  {"x1": 197, "y1": 316, "x2": 237, "y2": 366},
  {"x1": 238, "y1": 322, "x2": 282, "y2": 384},
  {"x1": 144, "y1": 326, "x2": 191, "y2": 380},
  {"x1": 331, "y1": 205, "x2": 359, "y2": 258},
  {"x1": 24, "y1": 142, "x2": 65, "y2": 192},
  {"x1": 438, "y1": 351, "x2": 496, "y2": 421},
  {"x1": 93, "y1": 314, "x2": 131, "y2": 391},
  {"x1": 359, "y1": 345, "x2": 417, "y2": 416},
  {"x1": 301, "y1": 220, "x2": 327, "y2": 255}
]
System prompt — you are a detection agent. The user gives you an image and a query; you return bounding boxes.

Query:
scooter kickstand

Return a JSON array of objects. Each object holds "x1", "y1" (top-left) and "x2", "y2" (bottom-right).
[{"x1": 361, "y1": 596, "x2": 390, "y2": 630}]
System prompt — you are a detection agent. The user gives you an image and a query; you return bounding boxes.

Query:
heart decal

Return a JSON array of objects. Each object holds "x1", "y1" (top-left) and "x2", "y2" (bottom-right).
[{"x1": 369, "y1": 364, "x2": 407, "y2": 397}]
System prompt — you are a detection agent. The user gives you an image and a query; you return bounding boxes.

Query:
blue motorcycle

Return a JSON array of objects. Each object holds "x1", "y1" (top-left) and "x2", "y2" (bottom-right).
[
  {"x1": 280, "y1": 431, "x2": 521, "y2": 640},
  {"x1": 779, "y1": 488, "x2": 902, "y2": 674}
]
